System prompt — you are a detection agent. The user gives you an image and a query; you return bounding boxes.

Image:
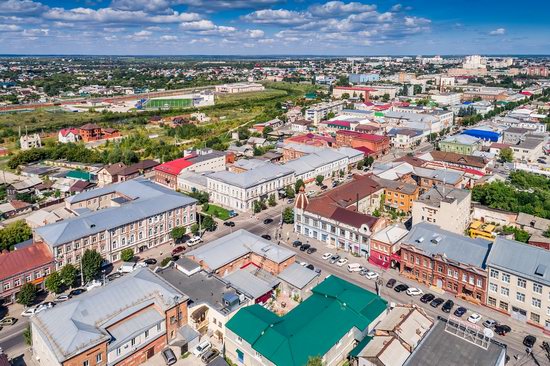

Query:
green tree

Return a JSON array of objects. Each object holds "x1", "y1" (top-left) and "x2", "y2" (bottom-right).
[
  {"x1": 315, "y1": 175, "x2": 324, "y2": 186},
  {"x1": 44, "y1": 271, "x2": 63, "y2": 294},
  {"x1": 294, "y1": 179, "x2": 305, "y2": 192},
  {"x1": 285, "y1": 185, "x2": 295, "y2": 199},
  {"x1": 282, "y1": 207, "x2": 294, "y2": 224},
  {"x1": 381, "y1": 93, "x2": 390, "y2": 102},
  {"x1": 171, "y1": 226, "x2": 187, "y2": 242},
  {"x1": 544, "y1": 226, "x2": 550, "y2": 238},
  {"x1": 306, "y1": 356, "x2": 324, "y2": 366},
  {"x1": 499, "y1": 147, "x2": 514, "y2": 163},
  {"x1": 325, "y1": 111, "x2": 336, "y2": 120},
  {"x1": 0, "y1": 220, "x2": 33, "y2": 252},
  {"x1": 190, "y1": 223, "x2": 200, "y2": 236},
  {"x1": 121, "y1": 248, "x2": 134, "y2": 262},
  {"x1": 262, "y1": 126, "x2": 273, "y2": 138},
  {"x1": 253, "y1": 200, "x2": 262, "y2": 214},
  {"x1": 357, "y1": 160, "x2": 364, "y2": 170},
  {"x1": 364, "y1": 156, "x2": 375, "y2": 167},
  {"x1": 17, "y1": 283, "x2": 37, "y2": 306},
  {"x1": 81, "y1": 249, "x2": 103, "y2": 283},
  {"x1": 341, "y1": 93, "x2": 350, "y2": 99},
  {"x1": 23, "y1": 325, "x2": 32, "y2": 346},
  {"x1": 268, "y1": 194, "x2": 277, "y2": 207},
  {"x1": 60, "y1": 264, "x2": 77, "y2": 288},
  {"x1": 160, "y1": 257, "x2": 172, "y2": 267},
  {"x1": 202, "y1": 215, "x2": 216, "y2": 231}
]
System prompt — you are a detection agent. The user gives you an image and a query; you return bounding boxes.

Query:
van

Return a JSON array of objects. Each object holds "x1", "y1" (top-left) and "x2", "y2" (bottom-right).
[
  {"x1": 347, "y1": 263, "x2": 362, "y2": 272},
  {"x1": 187, "y1": 236, "x2": 202, "y2": 247},
  {"x1": 192, "y1": 339, "x2": 211, "y2": 357},
  {"x1": 117, "y1": 262, "x2": 136, "y2": 274}
]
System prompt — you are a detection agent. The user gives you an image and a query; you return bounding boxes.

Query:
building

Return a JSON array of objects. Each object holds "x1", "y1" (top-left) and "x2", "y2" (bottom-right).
[
  {"x1": 183, "y1": 150, "x2": 227, "y2": 173},
  {"x1": 431, "y1": 92, "x2": 461, "y2": 106},
  {"x1": 400, "y1": 223, "x2": 491, "y2": 303},
  {"x1": 387, "y1": 128, "x2": 424, "y2": 149},
  {"x1": 97, "y1": 162, "x2": 127, "y2": 186},
  {"x1": 515, "y1": 213, "x2": 550, "y2": 236},
  {"x1": 35, "y1": 179, "x2": 197, "y2": 266},
  {"x1": 368, "y1": 224, "x2": 408, "y2": 270},
  {"x1": 0, "y1": 199, "x2": 33, "y2": 219},
  {"x1": 486, "y1": 237, "x2": 550, "y2": 330},
  {"x1": 335, "y1": 130, "x2": 390, "y2": 157},
  {"x1": 411, "y1": 167, "x2": 465, "y2": 190},
  {"x1": 332, "y1": 86, "x2": 375, "y2": 101},
  {"x1": 424, "y1": 151, "x2": 490, "y2": 174},
  {"x1": 349, "y1": 73, "x2": 380, "y2": 84},
  {"x1": 502, "y1": 127, "x2": 531, "y2": 145},
  {"x1": 277, "y1": 262, "x2": 320, "y2": 300},
  {"x1": 20, "y1": 133, "x2": 42, "y2": 150},
  {"x1": 154, "y1": 157, "x2": 194, "y2": 189},
  {"x1": 0, "y1": 243, "x2": 55, "y2": 304},
  {"x1": 58, "y1": 128, "x2": 80, "y2": 143},
  {"x1": 412, "y1": 187, "x2": 471, "y2": 234},
  {"x1": 468, "y1": 220, "x2": 497, "y2": 241},
  {"x1": 510, "y1": 136, "x2": 545, "y2": 162},
  {"x1": 372, "y1": 177, "x2": 420, "y2": 213},
  {"x1": 383, "y1": 111, "x2": 442, "y2": 133},
  {"x1": 305, "y1": 100, "x2": 346, "y2": 124},
  {"x1": 225, "y1": 275, "x2": 388, "y2": 366},
  {"x1": 439, "y1": 135, "x2": 483, "y2": 155},
  {"x1": 462, "y1": 89, "x2": 507, "y2": 102},
  {"x1": 31, "y1": 268, "x2": 189, "y2": 366},
  {"x1": 215, "y1": 83, "x2": 265, "y2": 93},
  {"x1": 187, "y1": 230, "x2": 295, "y2": 276},
  {"x1": 79, "y1": 123, "x2": 102, "y2": 142},
  {"x1": 116, "y1": 160, "x2": 159, "y2": 182}
]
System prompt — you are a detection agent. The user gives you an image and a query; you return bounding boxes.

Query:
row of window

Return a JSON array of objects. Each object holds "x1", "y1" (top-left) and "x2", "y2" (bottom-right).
[
  {"x1": 489, "y1": 282, "x2": 546, "y2": 309},
  {"x1": 2, "y1": 268, "x2": 51, "y2": 292},
  {"x1": 490, "y1": 269, "x2": 546, "y2": 295}
]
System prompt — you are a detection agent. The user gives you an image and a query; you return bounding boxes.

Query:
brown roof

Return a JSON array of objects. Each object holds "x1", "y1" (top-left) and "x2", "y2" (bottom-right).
[
  {"x1": 306, "y1": 198, "x2": 380, "y2": 230},
  {"x1": 395, "y1": 155, "x2": 427, "y2": 167},
  {"x1": 69, "y1": 180, "x2": 96, "y2": 192},
  {"x1": 429, "y1": 151, "x2": 487, "y2": 169},
  {"x1": 103, "y1": 127, "x2": 119, "y2": 133},
  {"x1": 0, "y1": 242, "x2": 53, "y2": 280},
  {"x1": 103, "y1": 162, "x2": 127, "y2": 175},
  {"x1": 319, "y1": 175, "x2": 382, "y2": 209},
  {"x1": 80, "y1": 123, "x2": 101, "y2": 130},
  {"x1": 371, "y1": 176, "x2": 418, "y2": 195},
  {"x1": 118, "y1": 159, "x2": 159, "y2": 177},
  {"x1": 9, "y1": 199, "x2": 31, "y2": 210}
]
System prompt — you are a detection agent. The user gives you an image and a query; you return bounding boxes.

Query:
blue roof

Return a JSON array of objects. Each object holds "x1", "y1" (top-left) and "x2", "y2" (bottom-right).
[{"x1": 463, "y1": 129, "x2": 500, "y2": 142}]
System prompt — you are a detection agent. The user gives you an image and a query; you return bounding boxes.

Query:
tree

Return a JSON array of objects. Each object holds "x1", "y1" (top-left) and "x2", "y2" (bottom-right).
[
  {"x1": 357, "y1": 160, "x2": 365, "y2": 170},
  {"x1": 202, "y1": 215, "x2": 216, "y2": 231},
  {"x1": 381, "y1": 93, "x2": 390, "y2": 102},
  {"x1": 499, "y1": 147, "x2": 514, "y2": 163},
  {"x1": 171, "y1": 226, "x2": 187, "y2": 242},
  {"x1": 160, "y1": 257, "x2": 172, "y2": 267},
  {"x1": 0, "y1": 220, "x2": 32, "y2": 252},
  {"x1": 81, "y1": 249, "x2": 103, "y2": 283},
  {"x1": 253, "y1": 200, "x2": 262, "y2": 214},
  {"x1": 60, "y1": 264, "x2": 77, "y2": 288},
  {"x1": 23, "y1": 325, "x2": 32, "y2": 346},
  {"x1": 45, "y1": 271, "x2": 63, "y2": 294},
  {"x1": 294, "y1": 179, "x2": 305, "y2": 192},
  {"x1": 190, "y1": 223, "x2": 200, "y2": 236},
  {"x1": 315, "y1": 175, "x2": 324, "y2": 186},
  {"x1": 17, "y1": 283, "x2": 37, "y2": 307},
  {"x1": 285, "y1": 185, "x2": 295, "y2": 199},
  {"x1": 282, "y1": 207, "x2": 294, "y2": 224},
  {"x1": 544, "y1": 226, "x2": 550, "y2": 238},
  {"x1": 341, "y1": 92, "x2": 350, "y2": 99},
  {"x1": 325, "y1": 111, "x2": 336, "y2": 120},
  {"x1": 121, "y1": 248, "x2": 134, "y2": 262},
  {"x1": 262, "y1": 126, "x2": 273, "y2": 138},
  {"x1": 268, "y1": 194, "x2": 277, "y2": 207},
  {"x1": 364, "y1": 156, "x2": 374, "y2": 168},
  {"x1": 306, "y1": 356, "x2": 324, "y2": 366}
]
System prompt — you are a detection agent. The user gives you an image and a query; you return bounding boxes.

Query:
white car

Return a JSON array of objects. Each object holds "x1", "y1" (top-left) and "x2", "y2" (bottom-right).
[
  {"x1": 54, "y1": 295, "x2": 70, "y2": 303},
  {"x1": 336, "y1": 258, "x2": 349, "y2": 267},
  {"x1": 468, "y1": 313, "x2": 482, "y2": 324},
  {"x1": 364, "y1": 270, "x2": 379, "y2": 280},
  {"x1": 85, "y1": 280, "x2": 102, "y2": 291},
  {"x1": 322, "y1": 252, "x2": 333, "y2": 260},
  {"x1": 192, "y1": 339, "x2": 212, "y2": 357},
  {"x1": 187, "y1": 236, "x2": 202, "y2": 247},
  {"x1": 406, "y1": 287, "x2": 424, "y2": 296},
  {"x1": 21, "y1": 307, "x2": 38, "y2": 317}
]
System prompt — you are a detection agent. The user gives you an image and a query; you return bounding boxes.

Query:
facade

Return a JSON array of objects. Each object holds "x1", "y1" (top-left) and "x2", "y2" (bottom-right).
[
  {"x1": 154, "y1": 157, "x2": 193, "y2": 189},
  {"x1": 368, "y1": 225, "x2": 408, "y2": 270},
  {"x1": 349, "y1": 73, "x2": 380, "y2": 84},
  {"x1": 335, "y1": 130, "x2": 390, "y2": 156},
  {"x1": 31, "y1": 268, "x2": 189, "y2": 366},
  {"x1": 439, "y1": 134, "x2": 483, "y2": 155},
  {"x1": 332, "y1": 86, "x2": 375, "y2": 101},
  {"x1": 412, "y1": 187, "x2": 471, "y2": 234},
  {"x1": 486, "y1": 237, "x2": 550, "y2": 331},
  {"x1": 116, "y1": 159, "x2": 159, "y2": 182},
  {"x1": 373, "y1": 177, "x2": 419, "y2": 213},
  {"x1": 400, "y1": 223, "x2": 491, "y2": 303},
  {"x1": 79, "y1": 123, "x2": 102, "y2": 142},
  {"x1": 387, "y1": 128, "x2": 424, "y2": 149},
  {"x1": 184, "y1": 150, "x2": 226, "y2": 173},
  {"x1": 97, "y1": 162, "x2": 126, "y2": 186},
  {"x1": 58, "y1": 128, "x2": 80, "y2": 143},
  {"x1": 215, "y1": 83, "x2": 265, "y2": 93},
  {"x1": 35, "y1": 179, "x2": 197, "y2": 266},
  {"x1": 20, "y1": 133, "x2": 42, "y2": 150},
  {"x1": 510, "y1": 136, "x2": 545, "y2": 162},
  {"x1": 431, "y1": 92, "x2": 461, "y2": 106},
  {"x1": 502, "y1": 127, "x2": 531, "y2": 145},
  {"x1": 0, "y1": 243, "x2": 55, "y2": 304},
  {"x1": 305, "y1": 100, "x2": 346, "y2": 124},
  {"x1": 225, "y1": 275, "x2": 387, "y2": 366}
]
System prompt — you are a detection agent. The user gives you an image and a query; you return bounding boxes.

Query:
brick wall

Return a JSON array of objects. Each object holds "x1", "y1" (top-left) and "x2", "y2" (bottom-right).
[
  {"x1": 63, "y1": 342, "x2": 107, "y2": 366},
  {"x1": 114, "y1": 336, "x2": 166, "y2": 366}
]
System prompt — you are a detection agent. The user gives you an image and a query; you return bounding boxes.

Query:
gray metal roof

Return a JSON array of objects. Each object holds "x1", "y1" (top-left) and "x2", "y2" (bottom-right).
[
  {"x1": 36, "y1": 179, "x2": 196, "y2": 247},
  {"x1": 487, "y1": 237, "x2": 550, "y2": 286},
  {"x1": 187, "y1": 229, "x2": 295, "y2": 271},
  {"x1": 31, "y1": 268, "x2": 187, "y2": 362},
  {"x1": 413, "y1": 167, "x2": 463, "y2": 185},
  {"x1": 223, "y1": 269, "x2": 275, "y2": 299},
  {"x1": 416, "y1": 187, "x2": 470, "y2": 207},
  {"x1": 208, "y1": 163, "x2": 294, "y2": 189},
  {"x1": 402, "y1": 223, "x2": 492, "y2": 269},
  {"x1": 108, "y1": 307, "x2": 164, "y2": 350},
  {"x1": 277, "y1": 263, "x2": 319, "y2": 289}
]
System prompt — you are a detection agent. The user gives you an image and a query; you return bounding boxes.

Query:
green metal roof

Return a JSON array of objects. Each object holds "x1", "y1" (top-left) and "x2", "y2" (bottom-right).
[
  {"x1": 226, "y1": 275, "x2": 387, "y2": 366},
  {"x1": 349, "y1": 335, "x2": 373, "y2": 358},
  {"x1": 66, "y1": 170, "x2": 92, "y2": 181}
]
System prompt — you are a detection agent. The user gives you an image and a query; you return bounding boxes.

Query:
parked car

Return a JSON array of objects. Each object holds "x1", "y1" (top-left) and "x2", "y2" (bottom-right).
[
  {"x1": 320, "y1": 185, "x2": 328, "y2": 190},
  {"x1": 171, "y1": 246, "x2": 185, "y2": 256},
  {"x1": 118, "y1": 262, "x2": 137, "y2": 274},
  {"x1": 406, "y1": 287, "x2": 423, "y2": 296},
  {"x1": 223, "y1": 221, "x2": 235, "y2": 227},
  {"x1": 336, "y1": 258, "x2": 348, "y2": 267},
  {"x1": 430, "y1": 298, "x2": 445, "y2": 308},
  {"x1": 306, "y1": 247, "x2": 317, "y2": 254},
  {"x1": 263, "y1": 218, "x2": 273, "y2": 224},
  {"x1": 441, "y1": 300, "x2": 454, "y2": 313},
  {"x1": 292, "y1": 240, "x2": 303, "y2": 248},
  {"x1": 385, "y1": 278, "x2": 396, "y2": 288},
  {"x1": 54, "y1": 295, "x2": 70, "y2": 303},
  {"x1": 364, "y1": 271, "x2": 379, "y2": 280},
  {"x1": 306, "y1": 264, "x2": 315, "y2": 271},
  {"x1": 287, "y1": 198, "x2": 295, "y2": 204},
  {"x1": 299, "y1": 244, "x2": 311, "y2": 252},
  {"x1": 420, "y1": 293, "x2": 435, "y2": 303},
  {"x1": 21, "y1": 307, "x2": 38, "y2": 317},
  {"x1": 161, "y1": 348, "x2": 177, "y2": 365},
  {"x1": 0, "y1": 317, "x2": 17, "y2": 326},
  {"x1": 69, "y1": 288, "x2": 86, "y2": 297},
  {"x1": 143, "y1": 258, "x2": 157, "y2": 265},
  {"x1": 467, "y1": 313, "x2": 482, "y2": 324},
  {"x1": 329, "y1": 255, "x2": 341, "y2": 264},
  {"x1": 482, "y1": 319, "x2": 497, "y2": 329},
  {"x1": 187, "y1": 236, "x2": 202, "y2": 246},
  {"x1": 322, "y1": 252, "x2": 333, "y2": 260},
  {"x1": 261, "y1": 234, "x2": 272, "y2": 240},
  {"x1": 523, "y1": 335, "x2": 536, "y2": 348},
  {"x1": 85, "y1": 280, "x2": 102, "y2": 291},
  {"x1": 394, "y1": 284, "x2": 409, "y2": 293},
  {"x1": 453, "y1": 306, "x2": 467, "y2": 317},
  {"x1": 495, "y1": 324, "x2": 511, "y2": 336},
  {"x1": 201, "y1": 348, "x2": 220, "y2": 363},
  {"x1": 347, "y1": 263, "x2": 362, "y2": 272},
  {"x1": 192, "y1": 339, "x2": 212, "y2": 357}
]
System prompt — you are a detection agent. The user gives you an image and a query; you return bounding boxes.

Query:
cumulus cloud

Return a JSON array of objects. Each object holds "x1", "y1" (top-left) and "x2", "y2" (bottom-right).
[
  {"x1": 160, "y1": 35, "x2": 178, "y2": 41},
  {"x1": 489, "y1": 28, "x2": 506, "y2": 35},
  {"x1": 0, "y1": 24, "x2": 22, "y2": 31},
  {"x1": 247, "y1": 29, "x2": 265, "y2": 38},
  {"x1": 242, "y1": 9, "x2": 310, "y2": 25},
  {"x1": 308, "y1": 1, "x2": 376, "y2": 16},
  {"x1": 44, "y1": 7, "x2": 200, "y2": 24},
  {"x1": 0, "y1": 0, "x2": 46, "y2": 15},
  {"x1": 180, "y1": 20, "x2": 216, "y2": 31}
]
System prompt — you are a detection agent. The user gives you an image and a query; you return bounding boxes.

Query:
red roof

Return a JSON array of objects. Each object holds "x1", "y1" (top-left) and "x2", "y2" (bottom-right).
[
  {"x1": 336, "y1": 130, "x2": 387, "y2": 142},
  {"x1": 154, "y1": 157, "x2": 193, "y2": 175},
  {"x1": 353, "y1": 146, "x2": 375, "y2": 156},
  {"x1": 490, "y1": 142, "x2": 511, "y2": 149},
  {"x1": 59, "y1": 128, "x2": 79, "y2": 137},
  {"x1": 286, "y1": 133, "x2": 335, "y2": 144},
  {"x1": 324, "y1": 120, "x2": 351, "y2": 128},
  {"x1": 520, "y1": 91, "x2": 533, "y2": 96},
  {"x1": 334, "y1": 86, "x2": 376, "y2": 92},
  {"x1": 0, "y1": 242, "x2": 53, "y2": 280}
]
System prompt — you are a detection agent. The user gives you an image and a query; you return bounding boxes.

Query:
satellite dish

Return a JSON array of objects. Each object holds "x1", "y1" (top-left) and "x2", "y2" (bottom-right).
[{"x1": 483, "y1": 328, "x2": 494, "y2": 338}]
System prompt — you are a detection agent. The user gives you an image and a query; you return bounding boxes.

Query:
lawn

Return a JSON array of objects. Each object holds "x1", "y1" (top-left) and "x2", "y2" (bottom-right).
[
  {"x1": 144, "y1": 98, "x2": 193, "y2": 109},
  {"x1": 204, "y1": 204, "x2": 231, "y2": 220}
]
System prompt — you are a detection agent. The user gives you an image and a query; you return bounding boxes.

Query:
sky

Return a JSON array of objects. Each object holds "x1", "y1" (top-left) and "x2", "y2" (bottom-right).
[{"x1": 0, "y1": 0, "x2": 549, "y2": 55}]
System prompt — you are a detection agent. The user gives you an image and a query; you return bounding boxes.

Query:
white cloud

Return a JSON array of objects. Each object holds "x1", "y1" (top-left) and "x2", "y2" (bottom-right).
[
  {"x1": 247, "y1": 29, "x2": 264, "y2": 38},
  {"x1": 0, "y1": 24, "x2": 22, "y2": 31},
  {"x1": 404, "y1": 16, "x2": 431, "y2": 27},
  {"x1": 160, "y1": 35, "x2": 178, "y2": 41},
  {"x1": 391, "y1": 4, "x2": 403, "y2": 11},
  {"x1": 243, "y1": 9, "x2": 310, "y2": 25},
  {"x1": 180, "y1": 20, "x2": 215, "y2": 30},
  {"x1": 44, "y1": 7, "x2": 200, "y2": 24},
  {"x1": 0, "y1": 0, "x2": 46, "y2": 15},
  {"x1": 489, "y1": 28, "x2": 506, "y2": 35},
  {"x1": 308, "y1": 1, "x2": 376, "y2": 16}
]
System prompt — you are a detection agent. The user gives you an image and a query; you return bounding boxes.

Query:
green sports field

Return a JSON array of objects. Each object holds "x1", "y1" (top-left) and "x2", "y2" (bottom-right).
[{"x1": 144, "y1": 98, "x2": 192, "y2": 109}]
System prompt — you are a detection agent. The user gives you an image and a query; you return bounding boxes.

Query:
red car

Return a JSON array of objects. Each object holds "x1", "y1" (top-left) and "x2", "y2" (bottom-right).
[{"x1": 171, "y1": 246, "x2": 185, "y2": 255}]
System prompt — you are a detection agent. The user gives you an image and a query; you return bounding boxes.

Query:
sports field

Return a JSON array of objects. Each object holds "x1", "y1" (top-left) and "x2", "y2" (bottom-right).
[{"x1": 144, "y1": 98, "x2": 192, "y2": 109}]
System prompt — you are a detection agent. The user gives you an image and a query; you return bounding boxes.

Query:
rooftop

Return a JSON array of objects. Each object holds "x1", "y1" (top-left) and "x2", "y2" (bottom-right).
[
  {"x1": 416, "y1": 187, "x2": 470, "y2": 207},
  {"x1": 277, "y1": 262, "x2": 319, "y2": 290},
  {"x1": 0, "y1": 242, "x2": 53, "y2": 280},
  {"x1": 154, "y1": 157, "x2": 193, "y2": 175},
  {"x1": 208, "y1": 162, "x2": 294, "y2": 189}
]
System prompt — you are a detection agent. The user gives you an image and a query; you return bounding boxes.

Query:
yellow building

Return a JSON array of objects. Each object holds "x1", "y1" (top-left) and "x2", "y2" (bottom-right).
[{"x1": 469, "y1": 220, "x2": 497, "y2": 241}]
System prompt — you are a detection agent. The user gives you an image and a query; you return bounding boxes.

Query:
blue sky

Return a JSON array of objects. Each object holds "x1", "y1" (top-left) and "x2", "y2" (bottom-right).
[{"x1": 0, "y1": 0, "x2": 549, "y2": 55}]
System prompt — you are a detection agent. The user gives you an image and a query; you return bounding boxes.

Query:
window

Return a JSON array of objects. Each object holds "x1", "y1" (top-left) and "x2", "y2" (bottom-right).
[
  {"x1": 14, "y1": 279, "x2": 21, "y2": 287},
  {"x1": 116, "y1": 348, "x2": 121, "y2": 356},
  {"x1": 96, "y1": 353, "x2": 102, "y2": 363},
  {"x1": 530, "y1": 312, "x2": 540, "y2": 324},
  {"x1": 499, "y1": 301, "x2": 509, "y2": 312},
  {"x1": 533, "y1": 283, "x2": 543, "y2": 294},
  {"x1": 532, "y1": 298, "x2": 541, "y2": 308},
  {"x1": 476, "y1": 278, "x2": 483, "y2": 287},
  {"x1": 447, "y1": 268, "x2": 453, "y2": 277},
  {"x1": 517, "y1": 292, "x2": 525, "y2": 302},
  {"x1": 462, "y1": 273, "x2": 467, "y2": 282},
  {"x1": 3, "y1": 283, "x2": 10, "y2": 291},
  {"x1": 145, "y1": 330, "x2": 149, "y2": 338},
  {"x1": 488, "y1": 297, "x2": 497, "y2": 307},
  {"x1": 501, "y1": 287, "x2": 509, "y2": 296},
  {"x1": 489, "y1": 283, "x2": 498, "y2": 292},
  {"x1": 83, "y1": 361, "x2": 89, "y2": 366},
  {"x1": 501, "y1": 273, "x2": 510, "y2": 283},
  {"x1": 517, "y1": 278, "x2": 526, "y2": 288},
  {"x1": 490, "y1": 269, "x2": 499, "y2": 279},
  {"x1": 157, "y1": 323, "x2": 161, "y2": 331},
  {"x1": 131, "y1": 338, "x2": 136, "y2": 346}
]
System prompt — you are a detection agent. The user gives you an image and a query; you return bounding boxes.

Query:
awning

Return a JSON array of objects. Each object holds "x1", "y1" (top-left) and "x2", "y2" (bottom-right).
[
  {"x1": 191, "y1": 305, "x2": 208, "y2": 321},
  {"x1": 349, "y1": 336, "x2": 373, "y2": 358},
  {"x1": 170, "y1": 324, "x2": 200, "y2": 347}
]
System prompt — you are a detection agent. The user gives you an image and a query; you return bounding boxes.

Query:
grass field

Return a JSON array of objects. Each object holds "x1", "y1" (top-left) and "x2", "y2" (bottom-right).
[
  {"x1": 144, "y1": 98, "x2": 193, "y2": 109},
  {"x1": 204, "y1": 204, "x2": 231, "y2": 220}
]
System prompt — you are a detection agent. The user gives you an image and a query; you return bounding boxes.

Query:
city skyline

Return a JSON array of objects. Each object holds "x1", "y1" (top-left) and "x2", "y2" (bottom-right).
[{"x1": 0, "y1": 0, "x2": 549, "y2": 55}]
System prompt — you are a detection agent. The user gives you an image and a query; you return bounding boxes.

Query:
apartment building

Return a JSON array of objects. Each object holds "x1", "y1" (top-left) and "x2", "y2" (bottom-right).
[
  {"x1": 486, "y1": 237, "x2": 550, "y2": 331},
  {"x1": 35, "y1": 179, "x2": 197, "y2": 267},
  {"x1": 412, "y1": 187, "x2": 471, "y2": 234},
  {"x1": 439, "y1": 134, "x2": 483, "y2": 155},
  {"x1": 510, "y1": 136, "x2": 545, "y2": 162},
  {"x1": 335, "y1": 130, "x2": 390, "y2": 157},
  {"x1": 214, "y1": 83, "x2": 264, "y2": 93},
  {"x1": 400, "y1": 223, "x2": 491, "y2": 303},
  {"x1": 332, "y1": 86, "x2": 375, "y2": 101},
  {"x1": 369, "y1": 225, "x2": 408, "y2": 270},
  {"x1": 372, "y1": 177, "x2": 419, "y2": 213},
  {"x1": 31, "y1": 268, "x2": 189, "y2": 366},
  {"x1": 305, "y1": 100, "x2": 346, "y2": 124}
]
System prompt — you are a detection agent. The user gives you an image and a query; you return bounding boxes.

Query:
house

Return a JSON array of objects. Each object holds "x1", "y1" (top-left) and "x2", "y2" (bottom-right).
[
  {"x1": 400, "y1": 223, "x2": 491, "y2": 304},
  {"x1": 31, "y1": 268, "x2": 189, "y2": 366},
  {"x1": 387, "y1": 128, "x2": 424, "y2": 149},
  {"x1": 117, "y1": 159, "x2": 159, "y2": 182},
  {"x1": 439, "y1": 134, "x2": 483, "y2": 155},
  {"x1": 316, "y1": 174, "x2": 383, "y2": 215},
  {"x1": 411, "y1": 167, "x2": 465, "y2": 190},
  {"x1": 58, "y1": 128, "x2": 80, "y2": 143},
  {"x1": 79, "y1": 123, "x2": 102, "y2": 142},
  {"x1": 0, "y1": 199, "x2": 33, "y2": 219},
  {"x1": 422, "y1": 151, "x2": 490, "y2": 174},
  {"x1": 486, "y1": 237, "x2": 550, "y2": 330},
  {"x1": 335, "y1": 130, "x2": 390, "y2": 157},
  {"x1": 372, "y1": 176, "x2": 419, "y2": 213},
  {"x1": 510, "y1": 135, "x2": 545, "y2": 162},
  {"x1": 225, "y1": 275, "x2": 388, "y2": 366},
  {"x1": 97, "y1": 162, "x2": 127, "y2": 186},
  {"x1": 277, "y1": 262, "x2": 320, "y2": 299},
  {"x1": 290, "y1": 119, "x2": 313, "y2": 133},
  {"x1": 154, "y1": 157, "x2": 194, "y2": 189},
  {"x1": 0, "y1": 242, "x2": 55, "y2": 304},
  {"x1": 412, "y1": 187, "x2": 471, "y2": 234},
  {"x1": 69, "y1": 180, "x2": 96, "y2": 194},
  {"x1": 368, "y1": 224, "x2": 408, "y2": 270},
  {"x1": 515, "y1": 213, "x2": 550, "y2": 235}
]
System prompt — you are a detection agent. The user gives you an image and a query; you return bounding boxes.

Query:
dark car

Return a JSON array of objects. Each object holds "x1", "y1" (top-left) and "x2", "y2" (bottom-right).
[
  {"x1": 292, "y1": 240, "x2": 303, "y2": 248},
  {"x1": 161, "y1": 348, "x2": 177, "y2": 365},
  {"x1": 394, "y1": 284, "x2": 409, "y2": 293},
  {"x1": 320, "y1": 185, "x2": 328, "y2": 190},
  {"x1": 441, "y1": 300, "x2": 454, "y2": 313},
  {"x1": 523, "y1": 335, "x2": 536, "y2": 348},
  {"x1": 453, "y1": 306, "x2": 467, "y2": 317},
  {"x1": 386, "y1": 278, "x2": 397, "y2": 288},
  {"x1": 263, "y1": 218, "x2": 273, "y2": 224},
  {"x1": 223, "y1": 221, "x2": 235, "y2": 227},
  {"x1": 329, "y1": 254, "x2": 341, "y2": 264},
  {"x1": 143, "y1": 258, "x2": 157, "y2": 265},
  {"x1": 495, "y1": 325, "x2": 511, "y2": 336},
  {"x1": 261, "y1": 234, "x2": 272, "y2": 240},
  {"x1": 430, "y1": 297, "x2": 445, "y2": 308},
  {"x1": 69, "y1": 288, "x2": 86, "y2": 297},
  {"x1": 201, "y1": 349, "x2": 220, "y2": 364},
  {"x1": 171, "y1": 246, "x2": 185, "y2": 256},
  {"x1": 299, "y1": 244, "x2": 311, "y2": 252},
  {"x1": 306, "y1": 247, "x2": 317, "y2": 254},
  {"x1": 420, "y1": 293, "x2": 435, "y2": 303},
  {"x1": 306, "y1": 264, "x2": 315, "y2": 271}
]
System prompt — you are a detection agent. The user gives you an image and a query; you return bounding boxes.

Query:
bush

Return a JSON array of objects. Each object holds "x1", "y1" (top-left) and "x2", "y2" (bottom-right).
[
  {"x1": 17, "y1": 283, "x2": 37, "y2": 306},
  {"x1": 121, "y1": 248, "x2": 134, "y2": 262}
]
